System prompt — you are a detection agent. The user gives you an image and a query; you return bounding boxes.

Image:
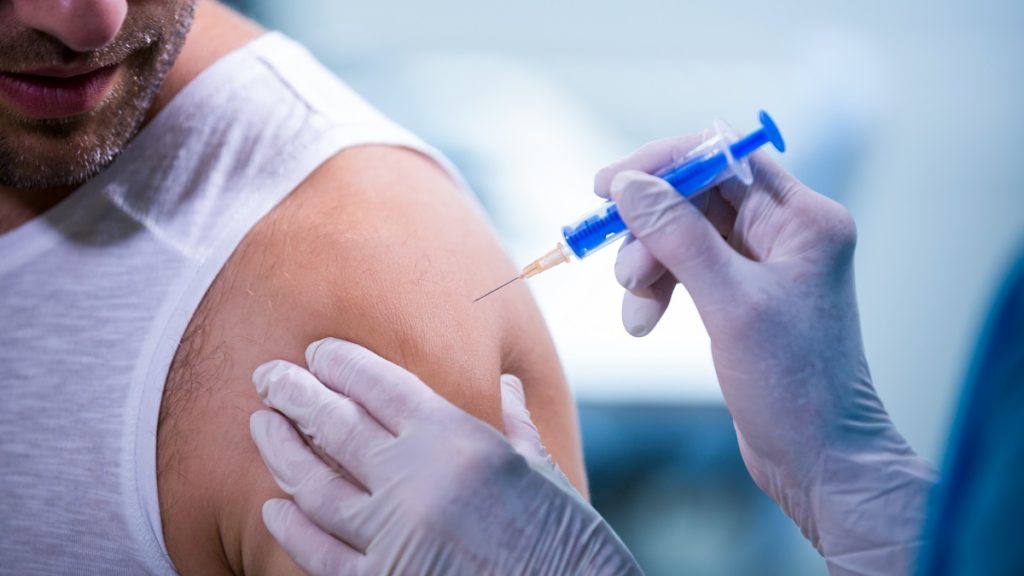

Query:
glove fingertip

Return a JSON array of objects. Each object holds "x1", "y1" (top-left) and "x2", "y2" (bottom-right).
[
  {"x1": 621, "y1": 287, "x2": 671, "y2": 338},
  {"x1": 625, "y1": 320, "x2": 654, "y2": 338},
  {"x1": 251, "y1": 361, "x2": 276, "y2": 399},
  {"x1": 500, "y1": 375, "x2": 546, "y2": 457},
  {"x1": 608, "y1": 170, "x2": 634, "y2": 204},
  {"x1": 500, "y1": 374, "x2": 528, "y2": 413},
  {"x1": 614, "y1": 255, "x2": 642, "y2": 291},
  {"x1": 622, "y1": 295, "x2": 654, "y2": 338},
  {"x1": 500, "y1": 373, "x2": 524, "y2": 392},
  {"x1": 262, "y1": 498, "x2": 290, "y2": 530},
  {"x1": 252, "y1": 360, "x2": 296, "y2": 401},
  {"x1": 594, "y1": 166, "x2": 617, "y2": 199},
  {"x1": 249, "y1": 410, "x2": 271, "y2": 440},
  {"x1": 304, "y1": 337, "x2": 335, "y2": 368},
  {"x1": 611, "y1": 170, "x2": 675, "y2": 205}
]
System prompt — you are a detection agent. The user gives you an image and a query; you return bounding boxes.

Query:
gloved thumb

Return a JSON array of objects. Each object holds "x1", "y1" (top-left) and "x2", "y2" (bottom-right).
[
  {"x1": 500, "y1": 374, "x2": 553, "y2": 470},
  {"x1": 611, "y1": 170, "x2": 736, "y2": 306}
]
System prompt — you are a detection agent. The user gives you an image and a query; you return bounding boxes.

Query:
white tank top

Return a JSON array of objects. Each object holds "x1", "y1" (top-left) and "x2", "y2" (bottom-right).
[{"x1": 0, "y1": 32, "x2": 458, "y2": 575}]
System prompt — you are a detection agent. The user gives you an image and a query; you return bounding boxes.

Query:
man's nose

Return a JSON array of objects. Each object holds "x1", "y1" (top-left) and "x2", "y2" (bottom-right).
[{"x1": 12, "y1": 0, "x2": 128, "y2": 53}]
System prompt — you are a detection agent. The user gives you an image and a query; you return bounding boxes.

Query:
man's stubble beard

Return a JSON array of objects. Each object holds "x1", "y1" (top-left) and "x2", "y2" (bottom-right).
[{"x1": 0, "y1": 1, "x2": 197, "y2": 191}]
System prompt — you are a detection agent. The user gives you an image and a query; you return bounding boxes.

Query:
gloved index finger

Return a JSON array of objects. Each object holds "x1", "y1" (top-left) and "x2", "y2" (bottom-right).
[
  {"x1": 305, "y1": 338, "x2": 445, "y2": 434},
  {"x1": 252, "y1": 359, "x2": 396, "y2": 488},
  {"x1": 594, "y1": 133, "x2": 706, "y2": 199}
]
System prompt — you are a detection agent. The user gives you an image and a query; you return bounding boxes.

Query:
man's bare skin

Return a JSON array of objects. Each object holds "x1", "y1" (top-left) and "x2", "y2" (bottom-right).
[{"x1": 125, "y1": 3, "x2": 585, "y2": 574}]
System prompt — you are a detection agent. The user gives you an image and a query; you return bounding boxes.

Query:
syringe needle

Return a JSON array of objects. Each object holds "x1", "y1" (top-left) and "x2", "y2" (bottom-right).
[
  {"x1": 473, "y1": 275, "x2": 521, "y2": 303},
  {"x1": 474, "y1": 244, "x2": 572, "y2": 304}
]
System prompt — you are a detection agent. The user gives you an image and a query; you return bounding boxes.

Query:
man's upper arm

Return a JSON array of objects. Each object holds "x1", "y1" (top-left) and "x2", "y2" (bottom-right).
[{"x1": 179, "y1": 145, "x2": 584, "y2": 573}]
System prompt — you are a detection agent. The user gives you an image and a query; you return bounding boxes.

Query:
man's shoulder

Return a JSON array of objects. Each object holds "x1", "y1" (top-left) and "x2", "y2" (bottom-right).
[
  {"x1": 157, "y1": 145, "x2": 576, "y2": 574},
  {"x1": 233, "y1": 144, "x2": 518, "y2": 392}
]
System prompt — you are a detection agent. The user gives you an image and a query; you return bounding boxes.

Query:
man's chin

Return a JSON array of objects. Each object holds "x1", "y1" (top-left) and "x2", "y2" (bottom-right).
[
  {"x1": 0, "y1": 131, "x2": 120, "y2": 190},
  {"x1": 0, "y1": 167, "x2": 104, "y2": 192},
  {"x1": 0, "y1": 94, "x2": 146, "y2": 190}
]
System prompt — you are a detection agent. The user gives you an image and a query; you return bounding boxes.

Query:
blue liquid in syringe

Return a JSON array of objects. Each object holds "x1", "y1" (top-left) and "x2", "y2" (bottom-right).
[{"x1": 562, "y1": 110, "x2": 785, "y2": 260}]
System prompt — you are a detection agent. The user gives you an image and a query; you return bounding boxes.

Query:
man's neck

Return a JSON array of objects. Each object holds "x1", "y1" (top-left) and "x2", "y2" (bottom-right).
[{"x1": 0, "y1": 0, "x2": 263, "y2": 236}]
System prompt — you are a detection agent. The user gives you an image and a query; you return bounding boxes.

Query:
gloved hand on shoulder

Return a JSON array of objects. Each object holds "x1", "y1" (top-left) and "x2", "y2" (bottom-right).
[{"x1": 250, "y1": 338, "x2": 642, "y2": 576}]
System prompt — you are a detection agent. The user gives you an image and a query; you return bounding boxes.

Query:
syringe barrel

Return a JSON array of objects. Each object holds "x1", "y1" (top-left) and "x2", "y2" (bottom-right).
[
  {"x1": 562, "y1": 139, "x2": 733, "y2": 260},
  {"x1": 562, "y1": 201, "x2": 628, "y2": 259},
  {"x1": 561, "y1": 111, "x2": 784, "y2": 262},
  {"x1": 561, "y1": 151, "x2": 730, "y2": 260},
  {"x1": 659, "y1": 150, "x2": 730, "y2": 198},
  {"x1": 560, "y1": 142, "x2": 733, "y2": 261}
]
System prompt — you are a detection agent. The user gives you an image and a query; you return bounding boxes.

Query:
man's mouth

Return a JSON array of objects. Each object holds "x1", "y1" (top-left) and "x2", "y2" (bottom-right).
[{"x1": 0, "y1": 63, "x2": 121, "y2": 120}]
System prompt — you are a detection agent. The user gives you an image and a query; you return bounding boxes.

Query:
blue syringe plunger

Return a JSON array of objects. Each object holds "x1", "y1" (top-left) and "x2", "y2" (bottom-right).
[
  {"x1": 731, "y1": 110, "x2": 786, "y2": 159},
  {"x1": 562, "y1": 110, "x2": 785, "y2": 260}
]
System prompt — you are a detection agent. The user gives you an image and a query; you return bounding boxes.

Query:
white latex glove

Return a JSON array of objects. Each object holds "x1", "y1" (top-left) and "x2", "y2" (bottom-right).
[
  {"x1": 595, "y1": 137, "x2": 939, "y2": 575},
  {"x1": 249, "y1": 337, "x2": 642, "y2": 576}
]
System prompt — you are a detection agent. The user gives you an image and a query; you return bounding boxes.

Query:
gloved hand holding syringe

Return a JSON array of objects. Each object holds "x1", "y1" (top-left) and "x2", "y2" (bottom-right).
[{"x1": 474, "y1": 110, "x2": 786, "y2": 302}]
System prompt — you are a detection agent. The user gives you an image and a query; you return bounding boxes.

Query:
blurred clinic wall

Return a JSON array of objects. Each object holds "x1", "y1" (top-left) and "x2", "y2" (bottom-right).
[{"x1": 229, "y1": 1, "x2": 1023, "y2": 574}]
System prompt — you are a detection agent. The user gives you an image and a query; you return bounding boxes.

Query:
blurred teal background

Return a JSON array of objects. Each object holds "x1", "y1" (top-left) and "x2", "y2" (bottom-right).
[{"x1": 228, "y1": 1, "x2": 1023, "y2": 573}]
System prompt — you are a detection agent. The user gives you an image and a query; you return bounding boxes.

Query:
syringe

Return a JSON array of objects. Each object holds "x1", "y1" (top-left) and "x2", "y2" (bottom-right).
[{"x1": 474, "y1": 111, "x2": 785, "y2": 303}]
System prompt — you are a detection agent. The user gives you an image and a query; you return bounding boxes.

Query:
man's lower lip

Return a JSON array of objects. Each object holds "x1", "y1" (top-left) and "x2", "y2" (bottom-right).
[{"x1": 0, "y1": 64, "x2": 120, "y2": 120}]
